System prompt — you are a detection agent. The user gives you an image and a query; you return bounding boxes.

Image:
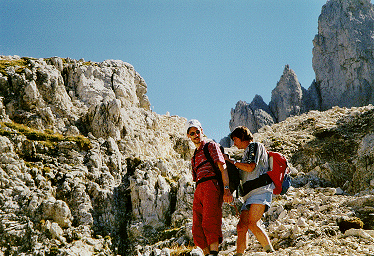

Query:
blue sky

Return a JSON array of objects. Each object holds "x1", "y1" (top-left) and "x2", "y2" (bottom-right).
[{"x1": 2, "y1": 0, "x2": 331, "y2": 141}]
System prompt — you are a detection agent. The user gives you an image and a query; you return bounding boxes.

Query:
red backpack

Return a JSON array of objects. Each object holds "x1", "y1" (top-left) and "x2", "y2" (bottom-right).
[
  {"x1": 267, "y1": 151, "x2": 290, "y2": 195},
  {"x1": 241, "y1": 147, "x2": 291, "y2": 196}
]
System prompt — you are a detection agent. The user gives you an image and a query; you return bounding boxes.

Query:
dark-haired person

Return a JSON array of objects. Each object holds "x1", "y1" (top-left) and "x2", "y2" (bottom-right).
[
  {"x1": 224, "y1": 126, "x2": 274, "y2": 255},
  {"x1": 186, "y1": 119, "x2": 233, "y2": 256}
]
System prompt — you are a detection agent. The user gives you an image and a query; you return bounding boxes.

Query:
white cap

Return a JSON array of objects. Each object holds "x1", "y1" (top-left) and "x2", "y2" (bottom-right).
[{"x1": 186, "y1": 119, "x2": 202, "y2": 132}]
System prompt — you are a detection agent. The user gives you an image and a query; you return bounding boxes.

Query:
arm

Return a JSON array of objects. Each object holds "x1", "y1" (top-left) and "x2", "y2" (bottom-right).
[
  {"x1": 233, "y1": 160, "x2": 256, "y2": 173},
  {"x1": 217, "y1": 161, "x2": 233, "y2": 203},
  {"x1": 224, "y1": 154, "x2": 256, "y2": 173}
]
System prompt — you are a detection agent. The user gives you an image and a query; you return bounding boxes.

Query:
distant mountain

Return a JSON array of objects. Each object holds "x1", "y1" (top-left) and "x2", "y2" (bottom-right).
[{"x1": 225, "y1": 0, "x2": 374, "y2": 145}]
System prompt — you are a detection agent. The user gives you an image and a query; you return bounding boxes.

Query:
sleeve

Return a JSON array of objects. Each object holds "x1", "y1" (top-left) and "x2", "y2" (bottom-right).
[{"x1": 208, "y1": 142, "x2": 226, "y2": 166}]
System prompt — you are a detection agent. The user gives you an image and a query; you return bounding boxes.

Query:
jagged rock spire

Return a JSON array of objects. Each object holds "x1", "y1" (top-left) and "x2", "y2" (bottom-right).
[{"x1": 269, "y1": 65, "x2": 304, "y2": 122}]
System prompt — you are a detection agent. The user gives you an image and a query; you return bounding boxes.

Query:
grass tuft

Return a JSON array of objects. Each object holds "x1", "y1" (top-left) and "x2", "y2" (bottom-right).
[
  {"x1": 0, "y1": 58, "x2": 30, "y2": 76},
  {"x1": 0, "y1": 121, "x2": 92, "y2": 151},
  {"x1": 170, "y1": 245, "x2": 194, "y2": 256}
]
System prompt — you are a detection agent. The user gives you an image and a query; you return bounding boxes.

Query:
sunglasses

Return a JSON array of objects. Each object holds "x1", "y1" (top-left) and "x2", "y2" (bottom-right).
[{"x1": 189, "y1": 130, "x2": 200, "y2": 136}]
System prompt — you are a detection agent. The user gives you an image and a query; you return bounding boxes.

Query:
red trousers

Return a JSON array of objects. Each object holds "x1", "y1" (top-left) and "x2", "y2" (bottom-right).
[{"x1": 192, "y1": 179, "x2": 223, "y2": 249}]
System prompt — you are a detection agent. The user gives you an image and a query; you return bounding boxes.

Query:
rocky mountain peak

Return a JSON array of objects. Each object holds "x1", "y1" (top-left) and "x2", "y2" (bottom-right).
[
  {"x1": 269, "y1": 65, "x2": 303, "y2": 122},
  {"x1": 228, "y1": 96, "x2": 275, "y2": 138},
  {"x1": 228, "y1": 0, "x2": 374, "y2": 136},
  {"x1": 313, "y1": 0, "x2": 374, "y2": 110}
]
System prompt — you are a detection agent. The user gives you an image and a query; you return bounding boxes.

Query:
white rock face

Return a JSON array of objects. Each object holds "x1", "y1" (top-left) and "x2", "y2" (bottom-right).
[
  {"x1": 171, "y1": 174, "x2": 195, "y2": 226},
  {"x1": 40, "y1": 198, "x2": 72, "y2": 228},
  {"x1": 129, "y1": 167, "x2": 171, "y2": 229},
  {"x1": 0, "y1": 55, "x2": 191, "y2": 255}
]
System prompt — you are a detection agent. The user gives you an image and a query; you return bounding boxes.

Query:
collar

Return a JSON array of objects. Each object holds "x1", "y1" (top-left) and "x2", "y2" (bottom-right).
[{"x1": 196, "y1": 140, "x2": 207, "y2": 151}]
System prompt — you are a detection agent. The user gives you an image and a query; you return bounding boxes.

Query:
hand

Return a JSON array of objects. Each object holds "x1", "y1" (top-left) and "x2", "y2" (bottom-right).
[
  {"x1": 223, "y1": 189, "x2": 233, "y2": 204},
  {"x1": 223, "y1": 154, "x2": 230, "y2": 161}
]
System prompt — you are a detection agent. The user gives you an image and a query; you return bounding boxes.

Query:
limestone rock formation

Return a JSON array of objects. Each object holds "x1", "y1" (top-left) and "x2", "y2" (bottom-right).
[
  {"x1": 0, "y1": 55, "x2": 190, "y2": 255},
  {"x1": 228, "y1": 95, "x2": 275, "y2": 135},
  {"x1": 313, "y1": 0, "x2": 374, "y2": 110},
  {"x1": 255, "y1": 105, "x2": 374, "y2": 194},
  {"x1": 269, "y1": 65, "x2": 305, "y2": 122}
]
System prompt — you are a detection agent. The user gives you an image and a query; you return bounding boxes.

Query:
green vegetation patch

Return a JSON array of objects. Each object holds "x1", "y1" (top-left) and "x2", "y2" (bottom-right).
[
  {"x1": 0, "y1": 121, "x2": 92, "y2": 151},
  {"x1": 0, "y1": 58, "x2": 30, "y2": 76},
  {"x1": 81, "y1": 61, "x2": 98, "y2": 66},
  {"x1": 66, "y1": 135, "x2": 92, "y2": 151}
]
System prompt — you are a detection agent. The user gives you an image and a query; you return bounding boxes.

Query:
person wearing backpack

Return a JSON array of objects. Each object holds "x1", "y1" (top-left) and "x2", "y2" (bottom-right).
[
  {"x1": 186, "y1": 119, "x2": 233, "y2": 256},
  {"x1": 224, "y1": 126, "x2": 275, "y2": 255}
]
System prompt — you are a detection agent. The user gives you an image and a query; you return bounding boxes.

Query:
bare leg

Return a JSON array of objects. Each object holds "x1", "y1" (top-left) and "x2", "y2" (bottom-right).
[
  {"x1": 202, "y1": 241, "x2": 219, "y2": 255},
  {"x1": 236, "y1": 204, "x2": 273, "y2": 253},
  {"x1": 202, "y1": 246, "x2": 209, "y2": 255},
  {"x1": 209, "y1": 241, "x2": 219, "y2": 252},
  {"x1": 236, "y1": 210, "x2": 250, "y2": 254}
]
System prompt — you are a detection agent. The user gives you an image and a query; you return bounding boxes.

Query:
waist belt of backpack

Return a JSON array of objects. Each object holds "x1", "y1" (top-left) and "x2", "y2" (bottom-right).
[
  {"x1": 196, "y1": 175, "x2": 218, "y2": 186},
  {"x1": 193, "y1": 159, "x2": 218, "y2": 186},
  {"x1": 241, "y1": 173, "x2": 273, "y2": 196}
]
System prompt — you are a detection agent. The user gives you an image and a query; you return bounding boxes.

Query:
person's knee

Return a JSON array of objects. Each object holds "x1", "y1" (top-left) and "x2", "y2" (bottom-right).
[
  {"x1": 247, "y1": 219, "x2": 261, "y2": 232},
  {"x1": 237, "y1": 218, "x2": 250, "y2": 233}
]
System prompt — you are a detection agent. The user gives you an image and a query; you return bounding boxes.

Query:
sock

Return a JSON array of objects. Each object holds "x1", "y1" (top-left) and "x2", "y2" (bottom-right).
[{"x1": 264, "y1": 244, "x2": 274, "y2": 252}]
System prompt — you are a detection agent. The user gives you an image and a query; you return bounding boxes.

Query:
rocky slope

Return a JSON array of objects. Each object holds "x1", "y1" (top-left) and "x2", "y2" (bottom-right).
[
  {"x1": 0, "y1": 55, "x2": 191, "y2": 255},
  {"x1": 222, "y1": 105, "x2": 374, "y2": 256},
  {"x1": 228, "y1": 0, "x2": 374, "y2": 137},
  {"x1": 1, "y1": 55, "x2": 374, "y2": 256},
  {"x1": 143, "y1": 105, "x2": 374, "y2": 256}
]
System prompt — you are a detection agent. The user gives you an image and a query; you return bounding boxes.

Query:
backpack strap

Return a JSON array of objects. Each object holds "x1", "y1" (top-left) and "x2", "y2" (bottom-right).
[
  {"x1": 195, "y1": 175, "x2": 219, "y2": 186},
  {"x1": 201, "y1": 142, "x2": 223, "y2": 189},
  {"x1": 192, "y1": 147, "x2": 209, "y2": 181},
  {"x1": 247, "y1": 142, "x2": 258, "y2": 162},
  {"x1": 241, "y1": 143, "x2": 271, "y2": 196},
  {"x1": 241, "y1": 173, "x2": 273, "y2": 196},
  {"x1": 192, "y1": 157, "x2": 209, "y2": 172}
]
